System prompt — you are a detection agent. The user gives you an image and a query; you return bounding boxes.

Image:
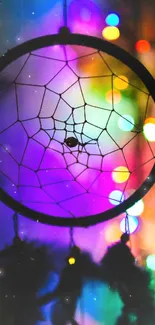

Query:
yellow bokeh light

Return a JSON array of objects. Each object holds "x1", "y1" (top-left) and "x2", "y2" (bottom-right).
[
  {"x1": 106, "y1": 89, "x2": 121, "y2": 104},
  {"x1": 68, "y1": 257, "x2": 76, "y2": 265},
  {"x1": 102, "y1": 26, "x2": 120, "y2": 41},
  {"x1": 114, "y1": 75, "x2": 129, "y2": 90},
  {"x1": 112, "y1": 166, "x2": 130, "y2": 183}
]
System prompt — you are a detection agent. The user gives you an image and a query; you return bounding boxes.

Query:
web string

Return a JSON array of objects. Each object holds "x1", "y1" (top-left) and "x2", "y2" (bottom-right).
[
  {"x1": 63, "y1": 0, "x2": 68, "y2": 28},
  {"x1": 69, "y1": 227, "x2": 75, "y2": 247},
  {"x1": 13, "y1": 212, "x2": 19, "y2": 238}
]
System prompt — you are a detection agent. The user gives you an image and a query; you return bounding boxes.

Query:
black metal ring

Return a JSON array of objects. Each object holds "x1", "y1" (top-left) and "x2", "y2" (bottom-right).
[{"x1": 0, "y1": 32, "x2": 155, "y2": 227}]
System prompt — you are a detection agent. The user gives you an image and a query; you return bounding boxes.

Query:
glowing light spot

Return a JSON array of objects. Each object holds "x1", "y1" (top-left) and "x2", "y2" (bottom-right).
[
  {"x1": 146, "y1": 255, "x2": 155, "y2": 271},
  {"x1": 143, "y1": 117, "x2": 155, "y2": 142},
  {"x1": 144, "y1": 117, "x2": 155, "y2": 125},
  {"x1": 112, "y1": 166, "x2": 130, "y2": 183},
  {"x1": 118, "y1": 114, "x2": 134, "y2": 131},
  {"x1": 106, "y1": 89, "x2": 121, "y2": 104},
  {"x1": 80, "y1": 7, "x2": 91, "y2": 22},
  {"x1": 127, "y1": 199, "x2": 144, "y2": 216},
  {"x1": 114, "y1": 75, "x2": 128, "y2": 90},
  {"x1": 135, "y1": 40, "x2": 151, "y2": 53},
  {"x1": 105, "y1": 13, "x2": 120, "y2": 26},
  {"x1": 68, "y1": 257, "x2": 76, "y2": 265},
  {"x1": 109, "y1": 190, "x2": 124, "y2": 205},
  {"x1": 64, "y1": 296, "x2": 70, "y2": 303},
  {"x1": 120, "y1": 216, "x2": 139, "y2": 234},
  {"x1": 102, "y1": 26, "x2": 120, "y2": 41},
  {"x1": 105, "y1": 222, "x2": 122, "y2": 243}
]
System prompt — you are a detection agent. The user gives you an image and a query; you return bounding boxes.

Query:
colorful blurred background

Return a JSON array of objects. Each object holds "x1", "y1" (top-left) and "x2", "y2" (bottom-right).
[{"x1": 0, "y1": 0, "x2": 155, "y2": 324}]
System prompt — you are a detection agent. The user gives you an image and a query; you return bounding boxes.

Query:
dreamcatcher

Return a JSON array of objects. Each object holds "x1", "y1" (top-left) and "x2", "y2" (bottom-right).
[{"x1": 0, "y1": 0, "x2": 155, "y2": 324}]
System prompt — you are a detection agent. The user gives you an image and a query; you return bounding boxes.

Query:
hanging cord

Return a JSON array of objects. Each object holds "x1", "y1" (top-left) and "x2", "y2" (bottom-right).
[
  {"x1": 125, "y1": 213, "x2": 130, "y2": 235},
  {"x1": 125, "y1": 213, "x2": 132, "y2": 250},
  {"x1": 60, "y1": 0, "x2": 70, "y2": 62},
  {"x1": 13, "y1": 212, "x2": 19, "y2": 239},
  {"x1": 69, "y1": 227, "x2": 75, "y2": 248},
  {"x1": 20, "y1": 0, "x2": 24, "y2": 35},
  {"x1": 63, "y1": 0, "x2": 68, "y2": 27}
]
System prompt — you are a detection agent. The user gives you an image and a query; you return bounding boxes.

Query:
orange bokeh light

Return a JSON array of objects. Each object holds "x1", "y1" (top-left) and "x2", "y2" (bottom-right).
[
  {"x1": 135, "y1": 40, "x2": 151, "y2": 53},
  {"x1": 105, "y1": 222, "x2": 122, "y2": 243},
  {"x1": 106, "y1": 89, "x2": 121, "y2": 104},
  {"x1": 144, "y1": 117, "x2": 155, "y2": 125}
]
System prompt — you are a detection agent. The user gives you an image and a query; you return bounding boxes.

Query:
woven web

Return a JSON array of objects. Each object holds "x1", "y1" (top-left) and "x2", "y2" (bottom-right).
[{"x1": 0, "y1": 45, "x2": 155, "y2": 218}]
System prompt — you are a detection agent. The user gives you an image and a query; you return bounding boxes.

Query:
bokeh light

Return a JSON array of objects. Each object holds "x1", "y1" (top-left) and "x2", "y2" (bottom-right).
[
  {"x1": 102, "y1": 26, "x2": 120, "y2": 40},
  {"x1": 120, "y1": 216, "x2": 139, "y2": 234},
  {"x1": 114, "y1": 75, "x2": 128, "y2": 90},
  {"x1": 68, "y1": 257, "x2": 76, "y2": 265},
  {"x1": 118, "y1": 114, "x2": 134, "y2": 131},
  {"x1": 105, "y1": 222, "x2": 122, "y2": 243},
  {"x1": 106, "y1": 89, "x2": 121, "y2": 104},
  {"x1": 105, "y1": 13, "x2": 120, "y2": 27},
  {"x1": 109, "y1": 190, "x2": 125, "y2": 205},
  {"x1": 127, "y1": 199, "x2": 144, "y2": 216},
  {"x1": 143, "y1": 117, "x2": 155, "y2": 142},
  {"x1": 135, "y1": 40, "x2": 151, "y2": 53},
  {"x1": 0, "y1": 268, "x2": 4, "y2": 277},
  {"x1": 80, "y1": 7, "x2": 92, "y2": 22},
  {"x1": 112, "y1": 166, "x2": 130, "y2": 183},
  {"x1": 146, "y1": 255, "x2": 155, "y2": 271}
]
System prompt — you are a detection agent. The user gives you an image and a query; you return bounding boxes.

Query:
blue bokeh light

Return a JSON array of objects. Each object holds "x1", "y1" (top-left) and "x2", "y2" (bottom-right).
[
  {"x1": 105, "y1": 13, "x2": 120, "y2": 26},
  {"x1": 118, "y1": 114, "x2": 134, "y2": 132},
  {"x1": 120, "y1": 216, "x2": 139, "y2": 234},
  {"x1": 109, "y1": 190, "x2": 124, "y2": 206}
]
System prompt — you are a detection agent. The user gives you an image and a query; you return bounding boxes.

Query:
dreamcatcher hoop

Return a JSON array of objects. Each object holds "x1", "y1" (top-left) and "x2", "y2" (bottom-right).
[{"x1": 0, "y1": 30, "x2": 155, "y2": 227}]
